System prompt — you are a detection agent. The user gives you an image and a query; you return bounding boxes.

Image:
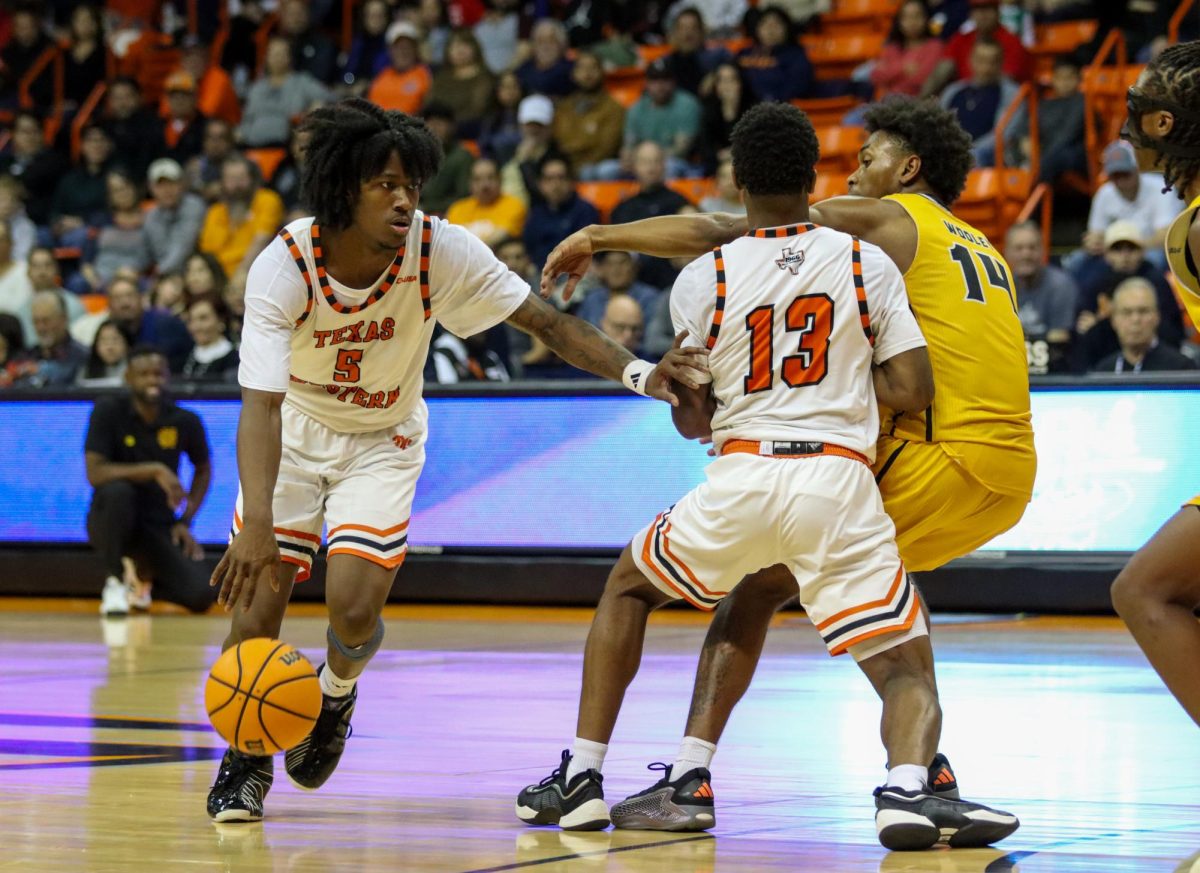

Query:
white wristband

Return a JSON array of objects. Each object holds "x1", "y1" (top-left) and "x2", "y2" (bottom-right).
[{"x1": 622, "y1": 359, "x2": 655, "y2": 396}]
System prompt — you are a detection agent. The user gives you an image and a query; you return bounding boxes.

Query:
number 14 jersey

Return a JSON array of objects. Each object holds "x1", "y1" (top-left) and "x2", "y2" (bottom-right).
[{"x1": 670, "y1": 222, "x2": 927, "y2": 461}]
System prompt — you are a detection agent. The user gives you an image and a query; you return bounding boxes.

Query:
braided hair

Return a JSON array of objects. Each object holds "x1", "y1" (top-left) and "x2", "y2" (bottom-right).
[
  {"x1": 299, "y1": 98, "x2": 443, "y2": 230},
  {"x1": 1137, "y1": 40, "x2": 1200, "y2": 197}
]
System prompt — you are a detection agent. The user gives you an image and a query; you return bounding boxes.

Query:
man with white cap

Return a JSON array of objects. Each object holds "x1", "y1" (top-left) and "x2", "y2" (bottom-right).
[
  {"x1": 145, "y1": 158, "x2": 207, "y2": 275},
  {"x1": 367, "y1": 21, "x2": 431, "y2": 115},
  {"x1": 1083, "y1": 140, "x2": 1177, "y2": 264},
  {"x1": 501, "y1": 94, "x2": 567, "y2": 205}
]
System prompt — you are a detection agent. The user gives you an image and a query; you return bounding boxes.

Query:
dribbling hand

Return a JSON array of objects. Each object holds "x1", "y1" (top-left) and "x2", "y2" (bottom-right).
[{"x1": 210, "y1": 521, "x2": 281, "y2": 612}]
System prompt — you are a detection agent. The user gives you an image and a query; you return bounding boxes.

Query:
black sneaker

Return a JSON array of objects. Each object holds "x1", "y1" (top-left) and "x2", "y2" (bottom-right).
[
  {"x1": 285, "y1": 677, "x2": 355, "y2": 791},
  {"x1": 611, "y1": 762, "x2": 715, "y2": 832},
  {"x1": 873, "y1": 785, "x2": 1019, "y2": 851},
  {"x1": 515, "y1": 750, "x2": 610, "y2": 831},
  {"x1": 928, "y1": 753, "x2": 960, "y2": 800},
  {"x1": 207, "y1": 748, "x2": 274, "y2": 822}
]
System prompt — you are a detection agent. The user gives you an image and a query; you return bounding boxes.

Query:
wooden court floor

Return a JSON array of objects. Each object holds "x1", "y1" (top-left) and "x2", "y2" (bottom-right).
[{"x1": 3, "y1": 599, "x2": 1200, "y2": 873}]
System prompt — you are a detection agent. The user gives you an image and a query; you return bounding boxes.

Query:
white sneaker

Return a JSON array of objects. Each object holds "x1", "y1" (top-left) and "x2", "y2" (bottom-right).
[{"x1": 100, "y1": 576, "x2": 130, "y2": 617}]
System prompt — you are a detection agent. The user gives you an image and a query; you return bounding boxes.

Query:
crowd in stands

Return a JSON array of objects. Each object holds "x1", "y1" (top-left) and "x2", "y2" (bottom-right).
[{"x1": 0, "y1": 0, "x2": 1196, "y2": 391}]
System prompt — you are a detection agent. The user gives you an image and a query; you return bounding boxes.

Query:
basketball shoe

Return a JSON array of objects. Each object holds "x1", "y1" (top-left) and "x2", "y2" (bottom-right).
[
  {"x1": 285, "y1": 673, "x2": 355, "y2": 790},
  {"x1": 207, "y1": 748, "x2": 274, "y2": 822},
  {"x1": 516, "y1": 750, "x2": 610, "y2": 831},
  {"x1": 927, "y1": 753, "x2": 960, "y2": 800},
  {"x1": 610, "y1": 762, "x2": 715, "y2": 831},
  {"x1": 873, "y1": 784, "x2": 1019, "y2": 851},
  {"x1": 100, "y1": 576, "x2": 129, "y2": 617}
]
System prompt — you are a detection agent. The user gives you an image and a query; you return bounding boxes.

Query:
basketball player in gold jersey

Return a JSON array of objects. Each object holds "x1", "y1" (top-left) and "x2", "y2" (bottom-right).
[
  {"x1": 541, "y1": 98, "x2": 1035, "y2": 825},
  {"x1": 1110, "y1": 41, "x2": 1200, "y2": 731}
]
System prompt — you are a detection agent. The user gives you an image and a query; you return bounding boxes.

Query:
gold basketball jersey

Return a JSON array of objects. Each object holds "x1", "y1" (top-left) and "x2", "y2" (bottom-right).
[{"x1": 1165, "y1": 193, "x2": 1200, "y2": 327}]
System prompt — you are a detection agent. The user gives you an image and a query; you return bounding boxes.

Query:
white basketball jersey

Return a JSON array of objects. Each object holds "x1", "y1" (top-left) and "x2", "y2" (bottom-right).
[
  {"x1": 670, "y1": 223, "x2": 926, "y2": 460},
  {"x1": 238, "y1": 214, "x2": 529, "y2": 434}
]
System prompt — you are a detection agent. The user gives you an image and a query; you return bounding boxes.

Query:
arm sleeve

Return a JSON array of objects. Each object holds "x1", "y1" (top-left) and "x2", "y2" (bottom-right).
[
  {"x1": 236, "y1": 237, "x2": 307, "y2": 392},
  {"x1": 860, "y1": 244, "x2": 927, "y2": 364},
  {"x1": 668, "y1": 256, "x2": 715, "y2": 350},
  {"x1": 428, "y1": 219, "x2": 531, "y2": 338}
]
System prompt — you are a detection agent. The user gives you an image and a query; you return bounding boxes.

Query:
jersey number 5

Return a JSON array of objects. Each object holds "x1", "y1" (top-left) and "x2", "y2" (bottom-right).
[
  {"x1": 744, "y1": 293, "x2": 834, "y2": 395},
  {"x1": 333, "y1": 348, "x2": 363, "y2": 383}
]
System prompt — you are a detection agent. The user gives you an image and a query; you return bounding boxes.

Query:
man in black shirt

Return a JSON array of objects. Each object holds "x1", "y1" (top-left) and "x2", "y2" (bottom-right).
[
  {"x1": 1093, "y1": 279, "x2": 1196, "y2": 373},
  {"x1": 84, "y1": 346, "x2": 215, "y2": 615}
]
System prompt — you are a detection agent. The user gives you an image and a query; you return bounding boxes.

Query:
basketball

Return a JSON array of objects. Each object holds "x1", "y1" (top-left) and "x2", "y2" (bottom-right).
[{"x1": 205, "y1": 638, "x2": 322, "y2": 756}]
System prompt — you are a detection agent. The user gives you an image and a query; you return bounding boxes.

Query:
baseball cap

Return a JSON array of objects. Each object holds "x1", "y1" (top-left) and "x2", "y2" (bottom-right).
[
  {"x1": 518, "y1": 94, "x2": 554, "y2": 126},
  {"x1": 164, "y1": 70, "x2": 196, "y2": 93},
  {"x1": 646, "y1": 57, "x2": 676, "y2": 80},
  {"x1": 147, "y1": 158, "x2": 184, "y2": 183},
  {"x1": 386, "y1": 21, "x2": 421, "y2": 45},
  {"x1": 1103, "y1": 140, "x2": 1138, "y2": 175},
  {"x1": 1104, "y1": 220, "x2": 1144, "y2": 249}
]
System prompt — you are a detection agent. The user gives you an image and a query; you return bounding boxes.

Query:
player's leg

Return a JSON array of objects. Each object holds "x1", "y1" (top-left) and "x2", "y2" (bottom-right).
[{"x1": 1111, "y1": 504, "x2": 1200, "y2": 727}]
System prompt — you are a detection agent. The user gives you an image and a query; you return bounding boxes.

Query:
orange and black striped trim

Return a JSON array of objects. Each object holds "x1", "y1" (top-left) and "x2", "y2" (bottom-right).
[
  {"x1": 419, "y1": 215, "x2": 432, "y2": 321},
  {"x1": 748, "y1": 223, "x2": 816, "y2": 238},
  {"x1": 311, "y1": 222, "x2": 406, "y2": 315},
  {"x1": 851, "y1": 237, "x2": 873, "y2": 346},
  {"x1": 706, "y1": 246, "x2": 726, "y2": 350},
  {"x1": 279, "y1": 228, "x2": 315, "y2": 328},
  {"x1": 720, "y1": 439, "x2": 870, "y2": 467}
]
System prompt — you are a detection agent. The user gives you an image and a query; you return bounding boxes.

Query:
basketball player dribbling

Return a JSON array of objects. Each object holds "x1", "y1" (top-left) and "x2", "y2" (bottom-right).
[
  {"x1": 517, "y1": 103, "x2": 1019, "y2": 851},
  {"x1": 1110, "y1": 42, "x2": 1200, "y2": 730},
  {"x1": 539, "y1": 97, "x2": 1034, "y2": 830},
  {"x1": 205, "y1": 99, "x2": 708, "y2": 823}
]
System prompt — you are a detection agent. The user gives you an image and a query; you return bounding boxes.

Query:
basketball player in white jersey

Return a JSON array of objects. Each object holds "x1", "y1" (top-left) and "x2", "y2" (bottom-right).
[
  {"x1": 204, "y1": 99, "x2": 708, "y2": 823},
  {"x1": 515, "y1": 104, "x2": 1018, "y2": 851}
]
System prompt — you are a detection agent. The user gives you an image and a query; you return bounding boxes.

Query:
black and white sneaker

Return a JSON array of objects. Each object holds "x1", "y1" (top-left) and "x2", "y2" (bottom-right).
[
  {"x1": 611, "y1": 762, "x2": 715, "y2": 832},
  {"x1": 928, "y1": 753, "x2": 960, "y2": 800},
  {"x1": 285, "y1": 677, "x2": 355, "y2": 791},
  {"x1": 515, "y1": 750, "x2": 610, "y2": 831},
  {"x1": 873, "y1": 785, "x2": 1019, "y2": 851},
  {"x1": 207, "y1": 748, "x2": 274, "y2": 822}
]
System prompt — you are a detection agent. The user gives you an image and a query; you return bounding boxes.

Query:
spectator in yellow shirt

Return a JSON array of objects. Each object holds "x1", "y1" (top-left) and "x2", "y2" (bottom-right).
[
  {"x1": 446, "y1": 157, "x2": 528, "y2": 247},
  {"x1": 198, "y1": 153, "x2": 284, "y2": 277}
]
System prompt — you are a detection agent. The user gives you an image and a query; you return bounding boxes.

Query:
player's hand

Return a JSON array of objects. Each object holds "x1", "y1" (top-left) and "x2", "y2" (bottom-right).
[
  {"x1": 699, "y1": 436, "x2": 717, "y2": 457},
  {"x1": 154, "y1": 465, "x2": 185, "y2": 510},
  {"x1": 210, "y1": 520, "x2": 281, "y2": 612},
  {"x1": 644, "y1": 331, "x2": 711, "y2": 407},
  {"x1": 540, "y1": 228, "x2": 595, "y2": 302},
  {"x1": 171, "y1": 522, "x2": 204, "y2": 561}
]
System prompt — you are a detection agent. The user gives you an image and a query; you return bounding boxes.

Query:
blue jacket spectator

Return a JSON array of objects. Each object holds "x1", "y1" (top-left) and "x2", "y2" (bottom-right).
[
  {"x1": 24, "y1": 290, "x2": 88, "y2": 387},
  {"x1": 573, "y1": 251, "x2": 661, "y2": 330},
  {"x1": 515, "y1": 20, "x2": 575, "y2": 98},
  {"x1": 340, "y1": 0, "x2": 391, "y2": 91},
  {"x1": 523, "y1": 157, "x2": 600, "y2": 272},
  {"x1": 736, "y1": 7, "x2": 813, "y2": 102},
  {"x1": 106, "y1": 276, "x2": 194, "y2": 373}
]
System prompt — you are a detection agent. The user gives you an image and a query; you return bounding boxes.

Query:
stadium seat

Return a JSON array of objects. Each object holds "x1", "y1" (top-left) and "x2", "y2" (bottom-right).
[
  {"x1": 816, "y1": 125, "x2": 867, "y2": 176},
  {"x1": 245, "y1": 147, "x2": 287, "y2": 183},
  {"x1": 606, "y1": 77, "x2": 644, "y2": 109},
  {"x1": 791, "y1": 95, "x2": 862, "y2": 128},
  {"x1": 666, "y1": 177, "x2": 718, "y2": 205},
  {"x1": 819, "y1": 0, "x2": 901, "y2": 37},
  {"x1": 576, "y1": 180, "x2": 639, "y2": 222},
  {"x1": 636, "y1": 44, "x2": 673, "y2": 65},
  {"x1": 802, "y1": 33, "x2": 886, "y2": 81},
  {"x1": 811, "y1": 173, "x2": 849, "y2": 203},
  {"x1": 1031, "y1": 20, "x2": 1097, "y2": 79}
]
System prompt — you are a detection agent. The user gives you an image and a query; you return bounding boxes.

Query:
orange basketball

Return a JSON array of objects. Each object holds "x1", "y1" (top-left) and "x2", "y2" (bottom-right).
[{"x1": 205, "y1": 638, "x2": 321, "y2": 756}]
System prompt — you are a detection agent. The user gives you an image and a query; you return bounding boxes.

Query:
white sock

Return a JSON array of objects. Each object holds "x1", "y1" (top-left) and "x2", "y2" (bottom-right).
[
  {"x1": 319, "y1": 663, "x2": 357, "y2": 699},
  {"x1": 887, "y1": 763, "x2": 929, "y2": 793},
  {"x1": 670, "y1": 736, "x2": 717, "y2": 781},
  {"x1": 565, "y1": 737, "x2": 608, "y2": 781}
]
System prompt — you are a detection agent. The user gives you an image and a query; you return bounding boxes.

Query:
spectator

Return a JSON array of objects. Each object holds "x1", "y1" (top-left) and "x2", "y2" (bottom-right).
[
  {"x1": 199, "y1": 154, "x2": 285, "y2": 278},
  {"x1": 669, "y1": 0, "x2": 748, "y2": 38},
  {"x1": 0, "y1": 312, "x2": 37, "y2": 388},
  {"x1": 736, "y1": 6, "x2": 813, "y2": 103},
  {"x1": 162, "y1": 71, "x2": 208, "y2": 165},
  {"x1": 573, "y1": 250, "x2": 661, "y2": 330},
  {"x1": 0, "y1": 111, "x2": 67, "y2": 226},
  {"x1": 63, "y1": 5, "x2": 108, "y2": 109},
  {"x1": 419, "y1": 103, "x2": 474, "y2": 217},
  {"x1": 180, "y1": 296, "x2": 239, "y2": 383},
  {"x1": 189, "y1": 118, "x2": 237, "y2": 203},
  {"x1": 368, "y1": 22, "x2": 433, "y2": 116},
  {"x1": 77, "y1": 170, "x2": 152, "y2": 292},
  {"x1": 50, "y1": 124, "x2": 114, "y2": 247},
  {"x1": 940, "y1": 39, "x2": 1019, "y2": 162},
  {"x1": 700, "y1": 158, "x2": 745, "y2": 214},
  {"x1": 84, "y1": 345, "x2": 214, "y2": 616},
  {"x1": 1083, "y1": 141, "x2": 1176, "y2": 266},
  {"x1": 149, "y1": 273, "x2": 186, "y2": 317},
  {"x1": 101, "y1": 77, "x2": 166, "y2": 182},
  {"x1": 666, "y1": 7, "x2": 731, "y2": 95},
  {"x1": 872, "y1": 0, "x2": 944, "y2": 98},
  {"x1": 1093, "y1": 279, "x2": 1195, "y2": 373},
  {"x1": 599, "y1": 294, "x2": 646, "y2": 356},
  {"x1": 340, "y1": 0, "x2": 392, "y2": 94},
  {"x1": 24, "y1": 247, "x2": 85, "y2": 346},
  {"x1": 926, "y1": 0, "x2": 1031, "y2": 96},
  {"x1": 184, "y1": 252, "x2": 228, "y2": 308},
  {"x1": 492, "y1": 235, "x2": 539, "y2": 373},
  {"x1": 523, "y1": 156, "x2": 600, "y2": 272},
  {"x1": 624, "y1": 59, "x2": 703, "y2": 178},
  {"x1": 277, "y1": 0, "x2": 339, "y2": 85},
  {"x1": 1006, "y1": 56, "x2": 1086, "y2": 184},
  {"x1": 104, "y1": 275, "x2": 194, "y2": 373},
  {"x1": 430, "y1": 29, "x2": 496, "y2": 140},
  {"x1": 698, "y1": 62, "x2": 757, "y2": 174},
  {"x1": 270, "y1": 126, "x2": 312, "y2": 216},
  {"x1": 611, "y1": 141, "x2": 691, "y2": 287},
  {"x1": 179, "y1": 36, "x2": 241, "y2": 127},
  {"x1": 1006, "y1": 222, "x2": 1077, "y2": 373},
  {"x1": 145, "y1": 158, "x2": 206, "y2": 276},
  {"x1": 500, "y1": 95, "x2": 566, "y2": 205},
  {"x1": 554, "y1": 51, "x2": 626, "y2": 180},
  {"x1": 220, "y1": 0, "x2": 269, "y2": 83},
  {"x1": 416, "y1": 0, "x2": 452, "y2": 66},
  {"x1": 446, "y1": 157, "x2": 528, "y2": 247},
  {"x1": 474, "y1": 0, "x2": 523, "y2": 74},
  {"x1": 0, "y1": 219, "x2": 32, "y2": 317},
  {"x1": 427, "y1": 325, "x2": 511, "y2": 383},
  {"x1": 222, "y1": 266, "x2": 247, "y2": 346},
  {"x1": 238, "y1": 36, "x2": 330, "y2": 148},
  {"x1": 515, "y1": 19, "x2": 574, "y2": 99},
  {"x1": 24, "y1": 290, "x2": 89, "y2": 387},
  {"x1": 479, "y1": 72, "x2": 525, "y2": 166},
  {"x1": 0, "y1": 4, "x2": 52, "y2": 108},
  {"x1": 77, "y1": 319, "x2": 129, "y2": 388},
  {"x1": 0, "y1": 175, "x2": 35, "y2": 262}
]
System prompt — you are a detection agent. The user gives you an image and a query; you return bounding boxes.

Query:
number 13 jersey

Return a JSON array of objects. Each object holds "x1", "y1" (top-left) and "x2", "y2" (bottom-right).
[{"x1": 671, "y1": 223, "x2": 927, "y2": 461}]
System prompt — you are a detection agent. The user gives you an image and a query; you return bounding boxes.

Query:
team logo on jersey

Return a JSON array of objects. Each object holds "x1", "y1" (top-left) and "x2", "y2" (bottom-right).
[
  {"x1": 156, "y1": 427, "x2": 178, "y2": 449},
  {"x1": 775, "y1": 243, "x2": 805, "y2": 275}
]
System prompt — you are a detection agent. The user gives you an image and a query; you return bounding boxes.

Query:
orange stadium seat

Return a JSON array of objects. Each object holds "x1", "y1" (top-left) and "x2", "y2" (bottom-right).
[
  {"x1": 606, "y1": 77, "x2": 644, "y2": 109},
  {"x1": 819, "y1": 0, "x2": 901, "y2": 36},
  {"x1": 811, "y1": 173, "x2": 849, "y2": 203},
  {"x1": 791, "y1": 95, "x2": 862, "y2": 128},
  {"x1": 666, "y1": 177, "x2": 718, "y2": 205},
  {"x1": 576, "y1": 180, "x2": 639, "y2": 222},
  {"x1": 636, "y1": 44, "x2": 673, "y2": 65},
  {"x1": 816, "y1": 125, "x2": 867, "y2": 175},
  {"x1": 1031, "y1": 20, "x2": 1097, "y2": 78},
  {"x1": 245, "y1": 147, "x2": 287, "y2": 183},
  {"x1": 802, "y1": 33, "x2": 886, "y2": 81}
]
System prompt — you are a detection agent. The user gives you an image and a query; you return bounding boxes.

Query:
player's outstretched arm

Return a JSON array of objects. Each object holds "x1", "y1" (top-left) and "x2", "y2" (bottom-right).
[
  {"x1": 810, "y1": 197, "x2": 918, "y2": 273},
  {"x1": 211, "y1": 387, "x2": 285, "y2": 612},
  {"x1": 506, "y1": 293, "x2": 709, "y2": 406},
  {"x1": 540, "y1": 213, "x2": 748, "y2": 301},
  {"x1": 872, "y1": 347, "x2": 934, "y2": 413}
]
